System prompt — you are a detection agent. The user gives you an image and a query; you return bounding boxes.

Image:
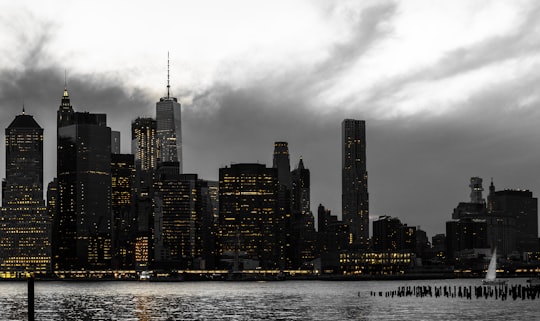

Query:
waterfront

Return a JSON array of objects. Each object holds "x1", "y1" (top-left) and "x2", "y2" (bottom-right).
[{"x1": 0, "y1": 279, "x2": 538, "y2": 320}]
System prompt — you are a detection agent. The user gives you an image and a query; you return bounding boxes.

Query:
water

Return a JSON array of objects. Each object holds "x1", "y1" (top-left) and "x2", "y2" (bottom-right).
[{"x1": 0, "y1": 279, "x2": 538, "y2": 320}]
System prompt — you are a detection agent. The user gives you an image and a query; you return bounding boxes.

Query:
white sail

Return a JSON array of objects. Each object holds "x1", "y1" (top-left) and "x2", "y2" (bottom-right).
[{"x1": 485, "y1": 248, "x2": 497, "y2": 281}]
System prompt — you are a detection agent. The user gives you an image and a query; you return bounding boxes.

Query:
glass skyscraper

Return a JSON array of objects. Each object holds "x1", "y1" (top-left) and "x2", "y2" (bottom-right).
[{"x1": 156, "y1": 96, "x2": 182, "y2": 172}]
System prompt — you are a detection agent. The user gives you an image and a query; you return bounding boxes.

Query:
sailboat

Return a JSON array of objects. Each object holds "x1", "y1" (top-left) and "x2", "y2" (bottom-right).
[{"x1": 482, "y1": 248, "x2": 507, "y2": 285}]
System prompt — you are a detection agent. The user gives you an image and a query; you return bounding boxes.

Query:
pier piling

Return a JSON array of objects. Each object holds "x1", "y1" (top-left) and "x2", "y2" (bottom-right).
[{"x1": 28, "y1": 274, "x2": 34, "y2": 321}]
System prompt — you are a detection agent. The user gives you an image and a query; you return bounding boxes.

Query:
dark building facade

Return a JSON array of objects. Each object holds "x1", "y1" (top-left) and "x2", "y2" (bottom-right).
[
  {"x1": 489, "y1": 187, "x2": 538, "y2": 253},
  {"x1": 111, "y1": 154, "x2": 136, "y2": 269},
  {"x1": 154, "y1": 165, "x2": 198, "y2": 269},
  {"x1": 131, "y1": 117, "x2": 157, "y2": 270},
  {"x1": 273, "y1": 142, "x2": 292, "y2": 269},
  {"x1": 291, "y1": 158, "x2": 317, "y2": 268},
  {"x1": 342, "y1": 119, "x2": 369, "y2": 248},
  {"x1": 372, "y1": 216, "x2": 416, "y2": 253},
  {"x1": 317, "y1": 204, "x2": 349, "y2": 273},
  {"x1": 55, "y1": 88, "x2": 112, "y2": 270},
  {"x1": 218, "y1": 163, "x2": 279, "y2": 270},
  {"x1": 0, "y1": 111, "x2": 50, "y2": 274}
]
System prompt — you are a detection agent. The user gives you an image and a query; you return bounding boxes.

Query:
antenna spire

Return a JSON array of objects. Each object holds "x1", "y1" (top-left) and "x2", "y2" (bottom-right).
[
  {"x1": 167, "y1": 52, "x2": 170, "y2": 98},
  {"x1": 64, "y1": 69, "x2": 67, "y2": 89},
  {"x1": 22, "y1": 102, "x2": 25, "y2": 114}
]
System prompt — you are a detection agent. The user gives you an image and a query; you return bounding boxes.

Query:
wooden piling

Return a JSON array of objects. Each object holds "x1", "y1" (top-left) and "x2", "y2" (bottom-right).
[{"x1": 28, "y1": 274, "x2": 34, "y2": 321}]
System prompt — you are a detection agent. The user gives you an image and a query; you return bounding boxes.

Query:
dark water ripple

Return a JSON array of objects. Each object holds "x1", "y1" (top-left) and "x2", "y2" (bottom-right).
[{"x1": 0, "y1": 279, "x2": 538, "y2": 320}]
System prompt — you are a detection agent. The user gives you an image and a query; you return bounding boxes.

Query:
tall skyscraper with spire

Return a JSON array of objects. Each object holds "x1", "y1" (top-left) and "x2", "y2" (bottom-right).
[
  {"x1": 0, "y1": 109, "x2": 50, "y2": 274},
  {"x1": 342, "y1": 119, "x2": 369, "y2": 249},
  {"x1": 156, "y1": 54, "x2": 182, "y2": 172},
  {"x1": 55, "y1": 87, "x2": 113, "y2": 271}
]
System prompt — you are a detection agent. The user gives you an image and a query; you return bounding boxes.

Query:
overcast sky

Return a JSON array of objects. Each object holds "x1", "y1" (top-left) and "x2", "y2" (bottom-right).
[{"x1": 1, "y1": 0, "x2": 540, "y2": 238}]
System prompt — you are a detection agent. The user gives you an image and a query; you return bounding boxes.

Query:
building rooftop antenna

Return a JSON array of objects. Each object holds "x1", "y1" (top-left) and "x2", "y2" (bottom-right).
[{"x1": 167, "y1": 52, "x2": 170, "y2": 99}]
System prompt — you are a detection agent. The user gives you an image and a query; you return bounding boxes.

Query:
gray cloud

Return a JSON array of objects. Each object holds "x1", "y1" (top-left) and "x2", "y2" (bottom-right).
[{"x1": 2, "y1": 2, "x2": 540, "y2": 239}]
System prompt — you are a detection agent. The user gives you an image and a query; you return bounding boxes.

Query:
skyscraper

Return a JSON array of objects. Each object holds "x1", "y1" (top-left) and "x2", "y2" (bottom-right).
[
  {"x1": 131, "y1": 117, "x2": 157, "y2": 270},
  {"x1": 156, "y1": 57, "x2": 182, "y2": 172},
  {"x1": 55, "y1": 88, "x2": 112, "y2": 270},
  {"x1": 341, "y1": 119, "x2": 369, "y2": 248},
  {"x1": 273, "y1": 142, "x2": 291, "y2": 189},
  {"x1": 291, "y1": 157, "x2": 317, "y2": 267},
  {"x1": 272, "y1": 142, "x2": 292, "y2": 268},
  {"x1": 219, "y1": 164, "x2": 279, "y2": 269},
  {"x1": 0, "y1": 110, "x2": 50, "y2": 275},
  {"x1": 132, "y1": 117, "x2": 158, "y2": 172},
  {"x1": 111, "y1": 153, "x2": 136, "y2": 269}
]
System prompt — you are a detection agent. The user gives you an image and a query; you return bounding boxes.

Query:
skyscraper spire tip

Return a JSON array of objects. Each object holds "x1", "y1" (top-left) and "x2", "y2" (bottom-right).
[{"x1": 167, "y1": 52, "x2": 170, "y2": 99}]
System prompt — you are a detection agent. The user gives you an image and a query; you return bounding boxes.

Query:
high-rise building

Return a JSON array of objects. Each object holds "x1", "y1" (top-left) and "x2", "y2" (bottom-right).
[
  {"x1": 291, "y1": 157, "x2": 317, "y2": 267},
  {"x1": 131, "y1": 117, "x2": 158, "y2": 270},
  {"x1": 154, "y1": 163, "x2": 194, "y2": 269},
  {"x1": 132, "y1": 117, "x2": 157, "y2": 172},
  {"x1": 111, "y1": 153, "x2": 136, "y2": 269},
  {"x1": 273, "y1": 142, "x2": 291, "y2": 189},
  {"x1": 218, "y1": 163, "x2": 279, "y2": 270},
  {"x1": 317, "y1": 204, "x2": 349, "y2": 272},
  {"x1": 341, "y1": 119, "x2": 369, "y2": 248},
  {"x1": 55, "y1": 88, "x2": 112, "y2": 270},
  {"x1": 0, "y1": 110, "x2": 50, "y2": 275},
  {"x1": 156, "y1": 58, "x2": 182, "y2": 171},
  {"x1": 272, "y1": 142, "x2": 292, "y2": 269},
  {"x1": 489, "y1": 187, "x2": 538, "y2": 253}
]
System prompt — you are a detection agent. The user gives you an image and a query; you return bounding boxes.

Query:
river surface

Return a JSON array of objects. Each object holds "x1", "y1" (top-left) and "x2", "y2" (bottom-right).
[{"x1": 0, "y1": 278, "x2": 537, "y2": 320}]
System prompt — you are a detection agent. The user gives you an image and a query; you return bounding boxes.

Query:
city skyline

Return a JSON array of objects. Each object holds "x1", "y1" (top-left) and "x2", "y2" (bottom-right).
[{"x1": 2, "y1": 1, "x2": 540, "y2": 237}]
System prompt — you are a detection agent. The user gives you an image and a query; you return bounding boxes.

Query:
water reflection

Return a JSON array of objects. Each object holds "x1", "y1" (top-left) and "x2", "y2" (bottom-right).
[
  {"x1": 135, "y1": 295, "x2": 151, "y2": 321},
  {"x1": 0, "y1": 280, "x2": 538, "y2": 320}
]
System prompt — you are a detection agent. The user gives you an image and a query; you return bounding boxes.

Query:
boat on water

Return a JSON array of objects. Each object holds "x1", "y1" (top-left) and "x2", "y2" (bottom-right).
[
  {"x1": 482, "y1": 248, "x2": 507, "y2": 286},
  {"x1": 139, "y1": 271, "x2": 151, "y2": 281}
]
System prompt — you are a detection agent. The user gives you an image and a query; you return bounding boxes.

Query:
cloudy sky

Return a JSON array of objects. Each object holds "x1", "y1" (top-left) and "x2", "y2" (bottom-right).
[{"x1": 1, "y1": 0, "x2": 540, "y2": 238}]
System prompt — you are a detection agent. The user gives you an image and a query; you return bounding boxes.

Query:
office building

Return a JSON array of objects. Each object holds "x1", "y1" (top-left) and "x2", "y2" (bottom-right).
[
  {"x1": 273, "y1": 142, "x2": 292, "y2": 269},
  {"x1": 0, "y1": 110, "x2": 50, "y2": 274},
  {"x1": 156, "y1": 59, "x2": 182, "y2": 171},
  {"x1": 111, "y1": 153, "x2": 136, "y2": 269},
  {"x1": 372, "y1": 216, "x2": 417, "y2": 253},
  {"x1": 131, "y1": 117, "x2": 158, "y2": 270},
  {"x1": 291, "y1": 157, "x2": 317, "y2": 267},
  {"x1": 55, "y1": 88, "x2": 112, "y2": 270},
  {"x1": 342, "y1": 119, "x2": 369, "y2": 248},
  {"x1": 218, "y1": 163, "x2": 279, "y2": 270}
]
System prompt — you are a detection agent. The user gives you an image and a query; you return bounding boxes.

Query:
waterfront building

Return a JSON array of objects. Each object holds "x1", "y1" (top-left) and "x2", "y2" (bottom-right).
[
  {"x1": 111, "y1": 153, "x2": 136, "y2": 269},
  {"x1": 131, "y1": 117, "x2": 157, "y2": 270},
  {"x1": 291, "y1": 157, "x2": 317, "y2": 268},
  {"x1": 0, "y1": 110, "x2": 50, "y2": 275},
  {"x1": 317, "y1": 204, "x2": 349, "y2": 273},
  {"x1": 339, "y1": 251, "x2": 412, "y2": 275},
  {"x1": 198, "y1": 180, "x2": 219, "y2": 270},
  {"x1": 372, "y1": 216, "x2": 416, "y2": 253},
  {"x1": 156, "y1": 58, "x2": 182, "y2": 172},
  {"x1": 273, "y1": 142, "x2": 292, "y2": 269},
  {"x1": 431, "y1": 233, "x2": 447, "y2": 262},
  {"x1": 341, "y1": 119, "x2": 369, "y2": 248},
  {"x1": 55, "y1": 88, "x2": 112, "y2": 270},
  {"x1": 446, "y1": 219, "x2": 488, "y2": 260},
  {"x1": 154, "y1": 164, "x2": 199, "y2": 269},
  {"x1": 218, "y1": 163, "x2": 279, "y2": 270}
]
